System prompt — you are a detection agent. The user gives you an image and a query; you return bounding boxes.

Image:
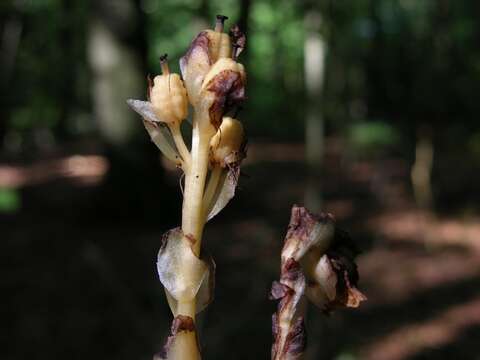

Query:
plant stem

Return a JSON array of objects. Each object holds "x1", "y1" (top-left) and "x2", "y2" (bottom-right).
[
  {"x1": 169, "y1": 122, "x2": 191, "y2": 167},
  {"x1": 172, "y1": 331, "x2": 200, "y2": 359},
  {"x1": 171, "y1": 111, "x2": 214, "y2": 359},
  {"x1": 181, "y1": 113, "x2": 213, "y2": 257}
]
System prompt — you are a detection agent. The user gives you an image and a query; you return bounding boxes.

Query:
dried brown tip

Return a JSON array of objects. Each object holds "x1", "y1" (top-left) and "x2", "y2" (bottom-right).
[
  {"x1": 229, "y1": 24, "x2": 246, "y2": 59},
  {"x1": 159, "y1": 53, "x2": 170, "y2": 75},
  {"x1": 215, "y1": 14, "x2": 229, "y2": 32}
]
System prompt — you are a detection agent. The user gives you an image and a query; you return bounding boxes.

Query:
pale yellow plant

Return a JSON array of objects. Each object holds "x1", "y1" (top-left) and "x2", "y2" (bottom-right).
[{"x1": 128, "y1": 15, "x2": 246, "y2": 359}]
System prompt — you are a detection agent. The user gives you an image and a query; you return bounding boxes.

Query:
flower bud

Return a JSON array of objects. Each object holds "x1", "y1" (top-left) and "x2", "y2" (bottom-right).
[
  {"x1": 180, "y1": 15, "x2": 237, "y2": 107},
  {"x1": 202, "y1": 58, "x2": 245, "y2": 89},
  {"x1": 180, "y1": 31, "x2": 211, "y2": 106},
  {"x1": 204, "y1": 29, "x2": 231, "y2": 61},
  {"x1": 200, "y1": 58, "x2": 246, "y2": 129},
  {"x1": 209, "y1": 117, "x2": 244, "y2": 167},
  {"x1": 150, "y1": 56, "x2": 188, "y2": 125}
]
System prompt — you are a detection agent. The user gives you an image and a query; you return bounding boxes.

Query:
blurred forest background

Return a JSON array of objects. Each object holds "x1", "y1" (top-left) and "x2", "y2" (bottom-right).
[{"x1": 2, "y1": 0, "x2": 480, "y2": 359}]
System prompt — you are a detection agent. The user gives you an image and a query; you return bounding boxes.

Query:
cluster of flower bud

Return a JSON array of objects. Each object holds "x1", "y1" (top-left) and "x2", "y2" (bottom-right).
[
  {"x1": 149, "y1": 55, "x2": 189, "y2": 126},
  {"x1": 128, "y1": 15, "x2": 247, "y2": 169},
  {"x1": 180, "y1": 15, "x2": 246, "y2": 132}
]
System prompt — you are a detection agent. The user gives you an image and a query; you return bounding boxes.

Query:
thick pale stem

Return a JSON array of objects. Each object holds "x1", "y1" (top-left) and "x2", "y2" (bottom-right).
[
  {"x1": 169, "y1": 122, "x2": 191, "y2": 168},
  {"x1": 172, "y1": 332, "x2": 200, "y2": 360},
  {"x1": 181, "y1": 114, "x2": 213, "y2": 256},
  {"x1": 168, "y1": 111, "x2": 213, "y2": 360}
]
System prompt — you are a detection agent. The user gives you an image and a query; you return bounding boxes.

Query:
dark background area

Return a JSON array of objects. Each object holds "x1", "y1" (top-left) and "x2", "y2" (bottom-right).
[{"x1": 2, "y1": 0, "x2": 480, "y2": 359}]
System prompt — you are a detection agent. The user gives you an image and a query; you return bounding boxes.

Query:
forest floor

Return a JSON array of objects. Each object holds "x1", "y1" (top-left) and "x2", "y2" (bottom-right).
[{"x1": 2, "y1": 140, "x2": 480, "y2": 360}]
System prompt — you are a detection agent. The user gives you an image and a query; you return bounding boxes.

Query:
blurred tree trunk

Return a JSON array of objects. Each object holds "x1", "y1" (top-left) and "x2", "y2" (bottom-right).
[
  {"x1": 410, "y1": 0, "x2": 451, "y2": 211},
  {"x1": 88, "y1": 0, "x2": 145, "y2": 146},
  {"x1": 0, "y1": 12, "x2": 22, "y2": 150},
  {"x1": 57, "y1": 0, "x2": 75, "y2": 139},
  {"x1": 57, "y1": 0, "x2": 89, "y2": 141},
  {"x1": 304, "y1": 9, "x2": 326, "y2": 212},
  {"x1": 88, "y1": 0, "x2": 171, "y2": 221},
  {"x1": 411, "y1": 126, "x2": 434, "y2": 209}
]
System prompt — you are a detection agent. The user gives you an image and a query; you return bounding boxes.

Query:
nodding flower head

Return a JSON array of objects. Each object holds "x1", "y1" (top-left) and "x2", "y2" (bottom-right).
[
  {"x1": 180, "y1": 16, "x2": 246, "y2": 130},
  {"x1": 201, "y1": 58, "x2": 246, "y2": 129},
  {"x1": 150, "y1": 54, "x2": 189, "y2": 126},
  {"x1": 281, "y1": 206, "x2": 366, "y2": 313}
]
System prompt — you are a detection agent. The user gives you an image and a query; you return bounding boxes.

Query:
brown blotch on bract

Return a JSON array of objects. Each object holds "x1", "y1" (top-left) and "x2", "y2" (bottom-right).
[
  {"x1": 206, "y1": 69, "x2": 245, "y2": 129},
  {"x1": 157, "y1": 315, "x2": 196, "y2": 359}
]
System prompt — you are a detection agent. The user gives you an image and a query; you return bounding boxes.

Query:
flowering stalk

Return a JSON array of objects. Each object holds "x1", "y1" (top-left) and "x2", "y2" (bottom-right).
[
  {"x1": 271, "y1": 206, "x2": 366, "y2": 360},
  {"x1": 128, "y1": 15, "x2": 246, "y2": 359}
]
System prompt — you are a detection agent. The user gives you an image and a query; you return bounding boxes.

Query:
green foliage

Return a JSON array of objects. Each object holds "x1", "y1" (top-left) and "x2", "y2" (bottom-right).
[
  {"x1": 348, "y1": 121, "x2": 399, "y2": 156},
  {"x1": 0, "y1": 188, "x2": 21, "y2": 213},
  {"x1": 468, "y1": 132, "x2": 480, "y2": 161},
  {"x1": 2, "y1": 0, "x2": 480, "y2": 156}
]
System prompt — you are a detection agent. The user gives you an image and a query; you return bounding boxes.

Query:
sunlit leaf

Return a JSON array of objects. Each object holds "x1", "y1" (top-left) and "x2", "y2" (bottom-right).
[
  {"x1": 205, "y1": 167, "x2": 239, "y2": 221},
  {"x1": 157, "y1": 228, "x2": 214, "y2": 313},
  {"x1": 127, "y1": 99, "x2": 181, "y2": 162}
]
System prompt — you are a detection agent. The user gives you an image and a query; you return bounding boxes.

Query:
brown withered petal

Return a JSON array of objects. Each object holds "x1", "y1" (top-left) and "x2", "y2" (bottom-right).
[
  {"x1": 229, "y1": 24, "x2": 246, "y2": 59},
  {"x1": 270, "y1": 281, "x2": 292, "y2": 301},
  {"x1": 282, "y1": 205, "x2": 335, "y2": 265},
  {"x1": 271, "y1": 257, "x2": 307, "y2": 360},
  {"x1": 281, "y1": 257, "x2": 304, "y2": 284},
  {"x1": 344, "y1": 271, "x2": 367, "y2": 307},
  {"x1": 206, "y1": 69, "x2": 245, "y2": 129},
  {"x1": 180, "y1": 31, "x2": 213, "y2": 105},
  {"x1": 323, "y1": 251, "x2": 366, "y2": 311},
  {"x1": 179, "y1": 31, "x2": 211, "y2": 79},
  {"x1": 282, "y1": 316, "x2": 306, "y2": 359},
  {"x1": 272, "y1": 205, "x2": 365, "y2": 359},
  {"x1": 272, "y1": 313, "x2": 279, "y2": 342}
]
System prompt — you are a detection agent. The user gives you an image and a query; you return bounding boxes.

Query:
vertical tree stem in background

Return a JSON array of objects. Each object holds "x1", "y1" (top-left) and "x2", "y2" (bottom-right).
[{"x1": 304, "y1": 9, "x2": 326, "y2": 212}]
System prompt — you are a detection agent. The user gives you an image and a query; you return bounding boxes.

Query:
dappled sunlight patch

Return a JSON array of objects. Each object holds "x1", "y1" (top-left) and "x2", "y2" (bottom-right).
[
  {"x1": 359, "y1": 248, "x2": 480, "y2": 304},
  {"x1": 370, "y1": 209, "x2": 480, "y2": 253},
  {"x1": 360, "y1": 296, "x2": 480, "y2": 360},
  {"x1": 0, "y1": 155, "x2": 109, "y2": 188}
]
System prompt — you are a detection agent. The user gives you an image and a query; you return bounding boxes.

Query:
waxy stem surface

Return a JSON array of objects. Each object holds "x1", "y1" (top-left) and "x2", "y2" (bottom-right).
[{"x1": 173, "y1": 111, "x2": 215, "y2": 360}]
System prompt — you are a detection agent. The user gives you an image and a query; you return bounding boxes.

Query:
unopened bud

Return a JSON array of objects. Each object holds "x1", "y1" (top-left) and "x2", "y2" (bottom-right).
[
  {"x1": 180, "y1": 16, "x2": 235, "y2": 106},
  {"x1": 205, "y1": 29, "x2": 232, "y2": 62},
  {"x1": 200, "y1": 58, "x2": 246, "y2": 128},
  {"x1": 215, "y1": 15, "x2": 228, "y2": 32},
  {"x1": 209, "y1": 15, "x2": 232, "y2": 60},
  {"x1": 150, "y1": 55, "x2": 188, "y2": 125},
  {"x1": 202, "y1": 58, "x2": 245, "y2": 89},
  {"x1": 210, "y1": 117, "x2": 244, "y2": 167}
]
